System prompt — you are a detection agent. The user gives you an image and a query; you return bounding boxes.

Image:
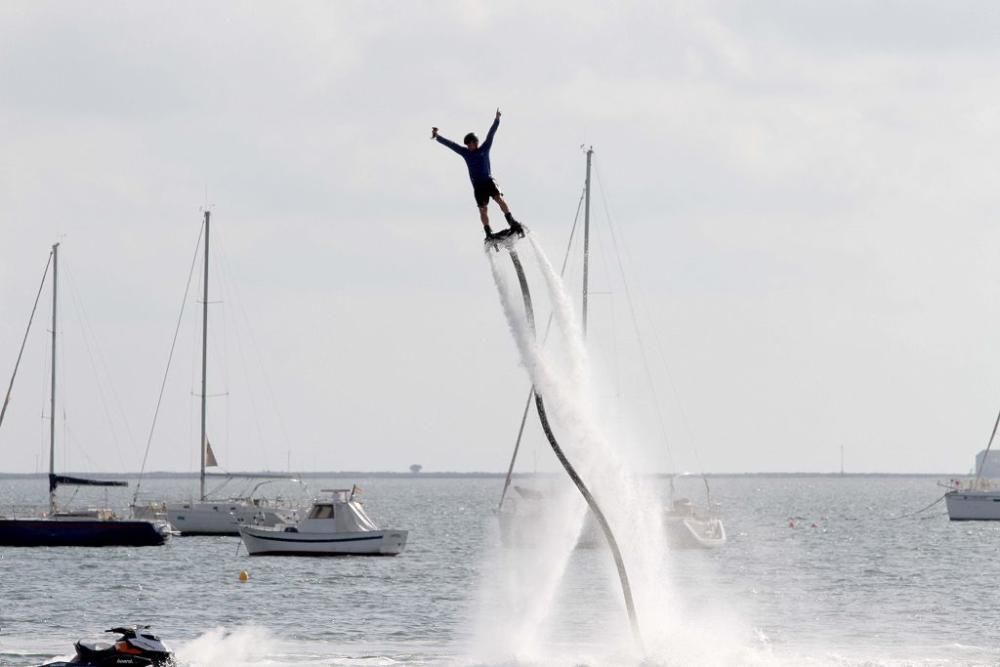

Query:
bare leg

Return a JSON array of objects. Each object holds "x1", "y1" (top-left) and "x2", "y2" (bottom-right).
[
  {"x1": 493, "y1": 194, "x2": 511, "y2": 214},
  {"x1": 479, "y1": 206, "x2": 491, "y2": 230},
  {"x1": 493, "y1": 193, "x2": 523, "y2": 235}
]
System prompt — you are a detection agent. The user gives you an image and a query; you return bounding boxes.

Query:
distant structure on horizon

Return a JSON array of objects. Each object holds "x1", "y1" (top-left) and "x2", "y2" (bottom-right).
[
  {"x1": 975, "y1": 450, "x2": 1000, "y2": 478},
  {"x1": 409, "y1": 464, "x2": 423, "y2": 474}
]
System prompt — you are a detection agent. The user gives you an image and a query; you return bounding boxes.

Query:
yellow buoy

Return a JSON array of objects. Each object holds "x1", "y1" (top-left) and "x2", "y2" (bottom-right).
[{"x1": 238, "y1": 569, "x2": 250, "y2": 583}]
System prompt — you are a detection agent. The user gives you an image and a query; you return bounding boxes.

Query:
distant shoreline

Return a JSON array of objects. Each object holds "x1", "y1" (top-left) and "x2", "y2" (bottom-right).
[{"x1": 0, "y1": 471, "x2": 966, "y2": 479}]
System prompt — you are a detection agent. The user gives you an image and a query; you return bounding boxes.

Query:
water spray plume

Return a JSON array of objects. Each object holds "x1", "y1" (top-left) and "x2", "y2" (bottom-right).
[{"x1": 484, "y1": 234, "x2": 643, "y2": 654}]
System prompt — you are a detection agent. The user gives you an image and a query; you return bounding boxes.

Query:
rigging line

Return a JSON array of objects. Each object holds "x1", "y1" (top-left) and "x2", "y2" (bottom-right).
[
  {"x1": 594, "y1": 171, "x2": 703, "y2": 474},
  {"x1": 498, "y1": 185, "x2": 587, "y2": 511},
  {"x1": 58, "y1": 295, "x2": 69, "y2": 471},
  {"x1": 227, "y1": 262, "x2": 295, "y2": 460},
  {"x1": 0, "y1": 249, "x2": 53, "y2": 432},
  {"x1": 214, "y1": 231, "x2": 269, "y2": 469},
  {"x1": 212, "y1": 223, "x2": 276, "y2": 480},
  {"x1": 587, "y1": 187, "x2": 622, "y2": 402},
  {"x1": 216, "y1": 239, "x2": 273, "y2": 463},
  {"x1": 593, "y1": 164, "x2": 677, "y2": 472},
  {"x1": 188, "y1": 245, "x2": 201, "y2": 476},
  {"x1": 132, "y1": 220, "x2": 204, "y2": 505},
  {"x1": 201, "y1": 222, "x2": 230, "y2": 466},
  {"x1": 505, "y1": 245, "x2": 642, "y2": 652},
  {"x1": 895, "y1": 493, "x2": 947, "y2": 519},
  {"x1": 973, "y1": 403, "x2": 1000, "y2": 484},
  {"x1": 39, "y1": 286, "x2": 52, "y2": 463},
  {"x1": 65, "y1": 258, "x2": 137, "y2": 456},
  {"x1": 218, "y1": 246, "x2": 233, "y2": 467},
  {"x1": 63, "y1": 262, "x2": 126, "y2": 464},
  {"x1": 63, "y1": 418, "x2": 98, "y2": 470},
  {"x1": 209, "y1": 225, "x2": 289, "y2": 492}
]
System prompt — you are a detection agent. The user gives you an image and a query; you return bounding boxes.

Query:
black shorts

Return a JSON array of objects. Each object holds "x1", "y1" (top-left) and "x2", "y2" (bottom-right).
[{"x1": 472, "y1": 179, "x2": 501, "y2": 208}]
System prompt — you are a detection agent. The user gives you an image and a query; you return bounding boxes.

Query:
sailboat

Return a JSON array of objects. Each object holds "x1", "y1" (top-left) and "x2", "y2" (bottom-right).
[
  {"x1": 162, "y1": 211, "x2": 299, "y2": 535},
  {"x1": 0, "y1": 243, "x2": 170, "y2": 547},
  {"x1": 662, "y1": 472, "x2": 726, "y2": 548},
  {"x1": 944, "y1": 410, "x2": 1000, "y2": 520},
  {"x1": 496, "y1": 149, "x2": 726, "y2": 549}
]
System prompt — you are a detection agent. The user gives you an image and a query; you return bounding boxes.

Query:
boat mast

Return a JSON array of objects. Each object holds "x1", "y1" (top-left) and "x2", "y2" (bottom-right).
[
  {"x1": 582, "y1": 147, "x2": 593, "y2": 338},
  {"x1": 49, "y1": 242, "x2": 59, "y2": 515},
  {"x1": 200, "y1": 211, "x2": 210, "y2": 502}
]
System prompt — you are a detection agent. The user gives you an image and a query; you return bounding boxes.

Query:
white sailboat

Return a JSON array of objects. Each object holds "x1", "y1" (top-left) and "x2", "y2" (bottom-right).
[
  {"x1": 942, "y1": 385, "x2": 1000, "y2": 520},
  {"x1": 945, "y1": 448, "x2": 1000, "y2": 520},
  {"x1": 662, "y1": 472, "x2": 726, "y2": 548},
  {"x1": 944, "y1": 480, "x2": 1000, "y2": 521},
  {"x1": 160, "y1": 211, "x2": 300, "y2": 535}
]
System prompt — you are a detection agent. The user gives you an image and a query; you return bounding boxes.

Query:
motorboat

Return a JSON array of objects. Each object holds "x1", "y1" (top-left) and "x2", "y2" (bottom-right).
[{"x1": 239, "y1": 487, "x2": 407, "y2": 556}]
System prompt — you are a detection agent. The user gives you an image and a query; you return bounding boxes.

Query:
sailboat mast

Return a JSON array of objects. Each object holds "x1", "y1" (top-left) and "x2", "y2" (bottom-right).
[
  {"x1": 200, "y1": 211, "x2": 210, "y2": 502},
  {"x1": 49, "y1": 242, "x2": 59, "y2": 515},
  {"x1": 582, "y1": 147, "x2": 593, "y2": 338}
]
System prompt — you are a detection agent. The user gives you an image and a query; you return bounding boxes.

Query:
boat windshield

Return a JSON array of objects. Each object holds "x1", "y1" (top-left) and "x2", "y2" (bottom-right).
[{"x1": 308, "y1": 504, "x2": 334, "y2": 520}]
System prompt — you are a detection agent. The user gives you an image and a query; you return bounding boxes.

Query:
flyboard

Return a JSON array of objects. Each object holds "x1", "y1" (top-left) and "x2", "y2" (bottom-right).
[
  {"x1": 485, "y1": 227, "x2": 643, "y2": 651},
  {"x1": 483, "y1": 226, "x2": 522, "y2": 252}
]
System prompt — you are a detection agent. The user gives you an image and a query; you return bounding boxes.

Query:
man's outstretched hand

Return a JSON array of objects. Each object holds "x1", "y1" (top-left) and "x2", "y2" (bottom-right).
[{"x1": 431, "y1": 127, "x2": 438, "y2": 139}]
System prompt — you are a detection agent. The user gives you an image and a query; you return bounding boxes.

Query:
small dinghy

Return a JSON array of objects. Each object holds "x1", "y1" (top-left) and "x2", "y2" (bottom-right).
[{"x1": 238, "y1": 487, "x2": 407, "y2": 556}]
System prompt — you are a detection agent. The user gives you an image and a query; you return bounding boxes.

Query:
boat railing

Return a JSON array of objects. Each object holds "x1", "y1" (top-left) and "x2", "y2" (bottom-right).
[
  {"x1": 941, "y1": 477, "x2": 1000, "y2": 492},
  {"x1": 1, "y1": 504, "x2": 48, "y2": 519}
]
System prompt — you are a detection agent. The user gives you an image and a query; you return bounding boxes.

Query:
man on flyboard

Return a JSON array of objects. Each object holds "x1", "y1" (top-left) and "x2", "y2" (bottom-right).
[{"x1": 432, "y1": 108, "x2": 525, "y2": 243}]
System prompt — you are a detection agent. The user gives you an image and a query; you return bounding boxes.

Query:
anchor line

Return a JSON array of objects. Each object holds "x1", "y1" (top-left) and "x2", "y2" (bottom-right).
[{"x1": 506, "y1": 246, "x2": 642, "y2": 650}]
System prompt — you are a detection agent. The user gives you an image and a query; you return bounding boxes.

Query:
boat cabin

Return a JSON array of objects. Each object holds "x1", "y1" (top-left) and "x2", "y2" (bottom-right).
[{"x1": 294, "y1": 489, "x2": 381, "y2": 533}]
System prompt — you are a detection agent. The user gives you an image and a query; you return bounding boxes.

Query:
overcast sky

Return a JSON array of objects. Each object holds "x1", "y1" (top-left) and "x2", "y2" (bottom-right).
[{"x1": 3, "y1": 1, "x2": 1000, "y2": 475}]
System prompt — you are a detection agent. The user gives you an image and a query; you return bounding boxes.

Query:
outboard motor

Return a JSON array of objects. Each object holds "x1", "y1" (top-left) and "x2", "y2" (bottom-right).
[{"x1": 41, "y1": 625, "x2": 173, "y2": 666}]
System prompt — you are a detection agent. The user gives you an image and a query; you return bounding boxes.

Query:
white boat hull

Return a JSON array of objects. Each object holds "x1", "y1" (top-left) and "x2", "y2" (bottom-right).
[
  {"x1": 239, "y1": 526, "x2": 408, "y2": 556},
  {"x1": 666, "y1": 515, "x2": 727, "y2": 549},
  {"x1": 945, "y1": 490, "x2": 1000, "y2": 520},
  {"x1": 165, "y1": 502, "x2": 296, "y2": 536}
]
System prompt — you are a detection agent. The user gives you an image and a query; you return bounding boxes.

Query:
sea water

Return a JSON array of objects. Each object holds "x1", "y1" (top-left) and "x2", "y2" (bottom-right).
[{"x1": 0, "y1": 474, "x2": 997, "y2": 666}]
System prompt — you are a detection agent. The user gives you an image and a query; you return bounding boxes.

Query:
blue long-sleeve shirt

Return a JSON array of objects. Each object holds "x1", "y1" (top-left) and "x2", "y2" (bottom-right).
[{"x1": 436, "y1": 117, "x2": 500, "y2": 184}]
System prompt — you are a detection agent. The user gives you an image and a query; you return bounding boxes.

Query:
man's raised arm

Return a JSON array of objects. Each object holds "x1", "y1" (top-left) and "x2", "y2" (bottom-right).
[
  {"x1": 432, "y1": 127, "x2": 467, "y2": 155},
  {"x1": 481, "y1": 109, "x2": 501, "y2": 152}
]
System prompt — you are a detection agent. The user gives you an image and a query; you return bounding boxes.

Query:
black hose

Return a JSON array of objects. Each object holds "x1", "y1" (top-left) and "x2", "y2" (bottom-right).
[{"x1": 508, "y1": 248, "x2": 642, "y2": 650}]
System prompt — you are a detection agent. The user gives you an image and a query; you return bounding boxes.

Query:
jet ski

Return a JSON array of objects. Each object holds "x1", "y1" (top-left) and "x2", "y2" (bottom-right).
[{"x1": 40, "y1": 625, "x2": 173, "y2": 666}]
